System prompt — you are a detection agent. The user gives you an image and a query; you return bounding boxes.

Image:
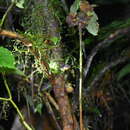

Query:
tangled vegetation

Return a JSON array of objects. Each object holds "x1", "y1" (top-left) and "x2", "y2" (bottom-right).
[{"x1": 0, "y1": 0, "x2": 130, "y2": 130}]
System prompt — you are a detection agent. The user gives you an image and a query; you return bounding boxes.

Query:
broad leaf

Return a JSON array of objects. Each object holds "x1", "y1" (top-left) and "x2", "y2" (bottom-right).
[
  {"x1": 0, "y1": 47, "x2": 15, "y2": 70},
  {"x1": 0, "y1": 47, "x2": 25, "y2": 76},
  {"x1": 86, "y1": 12, "x2": 99, "y2": 36},
  {"x1": 70, "y1": 0, "x2": 80, "y2": 14},
  {"x1": 117, "y1": 64, "x2": 130, "y2": 80}
]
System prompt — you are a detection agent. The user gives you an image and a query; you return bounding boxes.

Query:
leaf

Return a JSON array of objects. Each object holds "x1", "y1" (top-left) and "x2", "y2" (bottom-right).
[
  {"x1": 49, "y1": 60, "x2": 60, "y2": 74},
  {"x1": 0, "y1": 47, "x2": 25, "y2": 76},
  {"x1": 86, "y1": 12, "x2": 99, "y2": 36},
  {"x1": 0, "y1": 47, "x2": 15, "y2": 70},
  {"x1": 12, "y1": 69, "x2": 25, "y2": 76},
  {"x1": 117, "y1": 64, "x2": 130, "y2": 81},
  {"x1": 12, "y1": 0, "x2": 25, "y2": 9},
  {"x1": 70, "y1": 0, "x2": 80, "y2": 14},
  {"x1": 50, "y1": 37, "x2": 61, "y2": 45},
  {"x1": 34, "y1": 103, "x2": 43, "y2": 115}
]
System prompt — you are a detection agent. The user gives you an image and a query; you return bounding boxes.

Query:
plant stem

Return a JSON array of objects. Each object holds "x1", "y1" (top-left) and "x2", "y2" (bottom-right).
[
  {"x1": 79, "y1": 24, "x2": 83, "y2": 130},
  {"x1": 3, "y1": 74, "x2": 12, "y2": 99},
  {"x1": 0, "y1": 1, "x2": 15, "y2": 28},
  {"x1": 0, "y1": 74, "x2": 33, "y2": 130},
  {"x1": 0, "y1": 97, "x2": 10, "y2": 101}
]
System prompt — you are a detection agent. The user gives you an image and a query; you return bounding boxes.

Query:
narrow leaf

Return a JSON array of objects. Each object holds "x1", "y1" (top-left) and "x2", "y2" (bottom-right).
[{"x1": 117, "y1": 64, "x2": 130, "y2": 80}]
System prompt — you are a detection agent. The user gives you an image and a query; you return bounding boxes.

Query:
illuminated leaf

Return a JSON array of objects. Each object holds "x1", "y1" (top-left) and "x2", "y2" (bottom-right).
[
  {"x1": 86, "y1": 12, "x2": 99, "y2": 36},
  {"x1": 0, "y1": 47, "x2": 15, "y2": 70},
  {"x1": 70, "y1": 0, "x2": 80, "y2": 14},
  {"x1": 12, "y1": 0, "x2": 25, "y2": 8},
  {"x1": 16, "y1": 0, "x2": 25, "y2": 9},
  {"x1": 34, "y1": 103, "x2": 43, "y2": 115},
  {"x1": 50, "y1": 37, "x2": 61, "y2": 45}
]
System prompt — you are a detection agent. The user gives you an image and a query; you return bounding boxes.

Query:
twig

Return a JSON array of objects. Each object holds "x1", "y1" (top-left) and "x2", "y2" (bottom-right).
[
  {"x1": 84, "y1": 27, "x2": 130, "y2": 80},
  {"x1": 45, "y1": 92, "x2": 59, "y2": 111},
  {"x1": 44, "y1": 96, "x2": 62, "y2": 130},
  {"x1": 0, "y1": 74, "x2": 33, "y2": 130},
  {"x1": 89, "y1": 56, "x2": 128, "y2": 90},
  {"x1": 79, "y1": 24, "x2": 83, "y2": 130},
  {"x1": 0, "y1": 1, "x2": 15, "y2": 28},
  {"x1": 0, "y1": 29, "x2": 32, "y2": 46}
]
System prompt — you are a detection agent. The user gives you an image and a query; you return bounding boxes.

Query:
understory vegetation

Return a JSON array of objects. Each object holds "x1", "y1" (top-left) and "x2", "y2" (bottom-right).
[{"x1": 0, "y1": 0, "x2": 130, "y2": 130}]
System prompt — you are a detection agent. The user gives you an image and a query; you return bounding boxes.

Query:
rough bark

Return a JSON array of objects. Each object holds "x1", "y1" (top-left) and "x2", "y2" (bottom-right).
[{"x1": 36, "y1": 0, "x2": 77, "y2": 129}]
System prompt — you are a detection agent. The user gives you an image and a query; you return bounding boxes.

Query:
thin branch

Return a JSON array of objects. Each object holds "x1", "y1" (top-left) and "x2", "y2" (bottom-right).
[
  {"x1": 3, "y1": 74, "x2": 12, "y2": 99},
  {"x1": 0, "y1": 2, "x2": 15, "y2": 28},
  {"x1": 84, "y1": 27, "x2": 130, "y2": 80},
  {"x1": 0, "y1": 74, "x2": 33, "y2": 130},
  {"x1": 0, "y1": 97, "x2": 10, "y2": 101},
  {"x1": 44, "y1": 96, "x2": 62, "y2": 130},
  {"x1": 89, "y1": 56, "x2": 128, "y2": 90},
  {"x1": 45, "y1": 92, "x2": 59, "y2": 111},
  {"x1": 79, "y1": 24, "x2": 83, "y2": 130},
  {"x1": 0, "y1": 29, "x2": 32, "y2": 46}
]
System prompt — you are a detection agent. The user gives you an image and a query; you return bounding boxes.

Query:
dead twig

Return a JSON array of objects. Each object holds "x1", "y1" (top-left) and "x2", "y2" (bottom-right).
[{"x1": 0, "y1": 29, "x2": 32, "y2": 46}]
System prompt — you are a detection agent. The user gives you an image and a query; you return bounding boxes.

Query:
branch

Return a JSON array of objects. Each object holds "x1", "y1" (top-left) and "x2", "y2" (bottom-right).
[
  {"x1": 0, "y1": 74, "x2": 33, "y2": 130},
  {"x1": 84, "y1": 27, "x2": 130, "y2": 80},
  {"x1": 88, "y1": 56, "x2": 129, "y2": 91},
  {"x1": 0, "y1": 29, "x2": 32, "y2": 46},
  {"x1": 0, "y1": 2, "x2": 15, "y2": 28}
]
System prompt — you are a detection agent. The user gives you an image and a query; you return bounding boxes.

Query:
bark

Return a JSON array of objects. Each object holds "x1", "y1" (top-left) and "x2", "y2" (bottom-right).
[{"x1": 35, "y1": 0, "x2": 77, "y2": 129}]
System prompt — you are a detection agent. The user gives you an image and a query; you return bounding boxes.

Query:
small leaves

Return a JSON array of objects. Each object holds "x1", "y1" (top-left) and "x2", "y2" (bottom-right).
[
  {"x1": 49, "y1": 60, "x2": 60, "y2": 74},
  {"x1": 67, "y1": 0, "x2": 99, "y2": 36},
  {"x1": 86, "y1": 12, "x2": 99, "y2": 36}
]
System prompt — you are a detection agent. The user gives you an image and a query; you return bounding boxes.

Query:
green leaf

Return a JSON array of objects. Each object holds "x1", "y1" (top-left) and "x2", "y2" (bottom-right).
[
  {"x1": 86, "y1": 12, "x2": 99, "y2": 36},
  {"x1": 12, "y1": 0, "x2": 25, "y2": 9},
  {"x1": 0, "y1": 47, "x2": 25, "y2": 76},
  {"x1": 50, "y1": 37, "x2": 61, "y2": 45},
  {"x1": 70, "y1": 0, "x2": 80, "y2": 14},
  {"x1": 0, "y1": 47, "x2": 15, "y2": 70},
  {"x1": 12, "y1": 69, "x2": 25, "y2": 76},
  {"x1": 49, "y1": 60, "x2": 60, "y2": 74},
  {"x1": 34, "y1": 103, "x2": 43, "y2": 115},
  {"x1": 117, "y1": 64, "x2": 130, "y2": 80}
]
